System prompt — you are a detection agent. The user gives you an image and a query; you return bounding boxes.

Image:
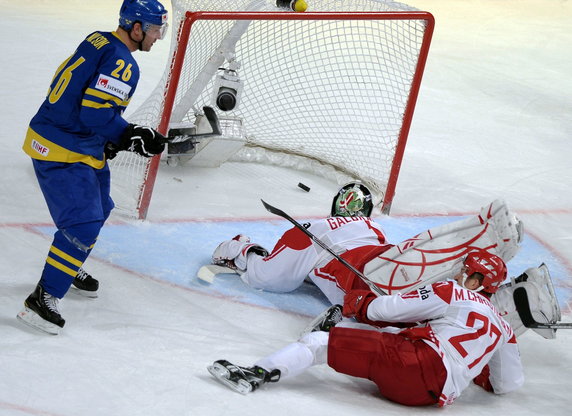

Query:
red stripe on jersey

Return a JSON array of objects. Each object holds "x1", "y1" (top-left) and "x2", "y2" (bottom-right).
[
  {"x1": 365, "y1": 220, "x2": 387, "y2": 244},
  {"x1": 432, "y1": 281, "x2": 454, "y2": 304},
  {"x1": 313, "y1": 269, "x2": 337, "y2": 283},
  {"x1": 263, "y1": 243, "x2": 287, "y2": 262},
  {"x1": 273, "y1": 227, "x2": 312, "y2": 251},
  {"x1": 401, "y1": 291, "x2": 420, "y2": 299}
]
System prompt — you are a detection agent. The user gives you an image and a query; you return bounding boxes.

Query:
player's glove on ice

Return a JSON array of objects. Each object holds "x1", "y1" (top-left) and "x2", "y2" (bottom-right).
[
  {"x1": 473, "y1": 365, "x2": 494, "y2": 392},
  {"x1": 212, "y1": 234, "x2": 268, "y2": 272},
  {"x1": 106, "y1": 124, "x2": 166, "y2": 159},
  {"x1": 342, "y1": 289, "x2": 377, "y2": 323}
]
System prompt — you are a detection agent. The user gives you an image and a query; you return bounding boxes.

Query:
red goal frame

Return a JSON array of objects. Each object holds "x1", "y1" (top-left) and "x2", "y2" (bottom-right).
[{"x1": 138, "y1": 11, "x2": 435, "y2": 219}]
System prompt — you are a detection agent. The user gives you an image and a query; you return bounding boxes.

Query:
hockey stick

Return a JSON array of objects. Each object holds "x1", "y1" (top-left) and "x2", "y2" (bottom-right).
[
  {"x1": 260, "y1": 199, "x2": 387, "y2": 296},
  {"x1": 197, "y1": 264, "x2": 240, "y2": 283},
  {"x1": 165, "y1": 106, "x2": 222, "y2": 144},
  {"x1": 513, "y1": 287, "x2": 572, "y2": 329}
]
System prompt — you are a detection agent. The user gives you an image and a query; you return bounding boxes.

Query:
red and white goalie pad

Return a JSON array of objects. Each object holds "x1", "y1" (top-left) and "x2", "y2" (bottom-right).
[{"x1": 364, "y1": 200, "x2": 523, "y2": 294}]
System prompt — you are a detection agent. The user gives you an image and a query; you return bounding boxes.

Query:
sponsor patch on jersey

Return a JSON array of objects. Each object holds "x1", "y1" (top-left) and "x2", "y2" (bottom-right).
[
  {"x1": 31, "y1": 139, "x2": 49, "y2": 157},
  {"x1": 418, "y1": 285, "x2": 432, "y2": 300},
  {"x1": 95, "y1": 74, "x2": 131, "y2": 100}
]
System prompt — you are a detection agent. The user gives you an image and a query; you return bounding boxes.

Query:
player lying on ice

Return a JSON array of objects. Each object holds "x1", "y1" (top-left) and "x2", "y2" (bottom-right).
[
  {"x1": 209, "y1": 182, "x2": 564, "y2": 340},
  {"x1": 208, "y1": 251, "x2": 524, "y2": 406}
]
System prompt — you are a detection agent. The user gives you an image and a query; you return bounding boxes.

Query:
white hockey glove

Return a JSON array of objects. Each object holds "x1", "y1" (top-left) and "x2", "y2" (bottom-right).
[
  {"x1": 212, "y1": 235, "x2": 268, "y2": 272},
  {"x1": 491, "y1": 264, "x2": 560, "y2": 339}
]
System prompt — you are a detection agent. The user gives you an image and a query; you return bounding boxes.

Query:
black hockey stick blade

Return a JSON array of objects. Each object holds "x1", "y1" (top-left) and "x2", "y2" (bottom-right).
[
  {"x1": 260, "y1": 199, "x2": 387, "y2": 296},
  {"x1": 203, "y1": 106, "x2": 222, "y2": 136},
  {"x1": 166, "y1": 106, "x2": 222, "y2": 143},
  {"x1": 514, "y1": 287, "x2": 572, "y2": 329},
  {"x1": 261, "y1": 199, "x2": 293, "y2": 222}
]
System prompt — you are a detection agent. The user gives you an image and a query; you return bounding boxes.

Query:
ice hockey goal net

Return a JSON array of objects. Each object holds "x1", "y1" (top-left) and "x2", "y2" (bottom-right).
[{"x1": 110, "y1": 0, "x2": 434, "y2": 219}]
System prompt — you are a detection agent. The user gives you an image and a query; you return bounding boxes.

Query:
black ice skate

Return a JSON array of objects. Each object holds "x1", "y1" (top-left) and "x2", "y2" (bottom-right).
[
  {"x1": 300, "y1": 304, "x2": 343, "y2": 337},
  {"x1": 17, "y1": 284, "x2": 65, "y2": 335},
  {"x1": 71, "y1": 268, "x2": 99, "y2": 298},
  {"x1": 207, "y1": 359, "x2": 280, "y2": 394}
]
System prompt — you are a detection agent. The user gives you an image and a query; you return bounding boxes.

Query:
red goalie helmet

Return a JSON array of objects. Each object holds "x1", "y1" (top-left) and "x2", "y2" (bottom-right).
[{"x1": 463, "y1": 250, "x2": 507, "y2": 294}]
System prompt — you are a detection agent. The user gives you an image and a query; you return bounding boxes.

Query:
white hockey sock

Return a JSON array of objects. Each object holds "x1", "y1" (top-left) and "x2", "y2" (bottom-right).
[{"x1": 254, "y1": 331, "x2": 329, "y2": 379}]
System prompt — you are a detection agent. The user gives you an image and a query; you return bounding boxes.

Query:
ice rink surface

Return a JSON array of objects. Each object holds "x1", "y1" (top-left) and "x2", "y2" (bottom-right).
[{"x1": 1, "y1": 1, "x2": 571, "y2": 415}]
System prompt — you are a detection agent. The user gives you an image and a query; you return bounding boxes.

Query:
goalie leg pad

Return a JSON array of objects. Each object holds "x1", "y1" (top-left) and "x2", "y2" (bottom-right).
[{"x1": 363, "y1": 199, "x2": 523, "y2": 294}]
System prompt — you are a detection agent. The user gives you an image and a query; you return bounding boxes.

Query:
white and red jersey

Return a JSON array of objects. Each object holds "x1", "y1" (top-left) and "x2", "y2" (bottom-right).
[
  {"x1": 366, "y1": 280, "x2": 524, "y2": 406},
  {"x1": 241, "y1": 217, "x2": 389, "y2": 302}
]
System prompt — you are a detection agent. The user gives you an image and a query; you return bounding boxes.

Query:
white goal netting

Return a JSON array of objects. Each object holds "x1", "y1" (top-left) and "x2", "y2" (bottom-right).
[{"x1": 110, "y1": 0, "x2": 433, "y2": 218}]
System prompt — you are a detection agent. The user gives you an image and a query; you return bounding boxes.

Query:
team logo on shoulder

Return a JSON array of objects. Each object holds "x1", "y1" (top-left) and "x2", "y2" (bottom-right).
[{"x1": 95, "y1": 74, "x2": 132, "y2": 100}]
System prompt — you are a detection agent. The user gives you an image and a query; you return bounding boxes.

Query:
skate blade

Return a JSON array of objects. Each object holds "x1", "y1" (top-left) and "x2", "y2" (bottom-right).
[
  {"x1": 207, "y1": 363, "x2": 253, "y2": 395},
  {"x1": 300, "y1": 307, "x2": 331, "y2": 337},
  {"x1": 16, "y1": 308, "x2": 61, "y2": 335},
  {"x1": 69, "y1": 286, "x2": 98, "y2": 298},
  {"x1": 299, "y1": 305, "x2": 342, "y2": 338}
]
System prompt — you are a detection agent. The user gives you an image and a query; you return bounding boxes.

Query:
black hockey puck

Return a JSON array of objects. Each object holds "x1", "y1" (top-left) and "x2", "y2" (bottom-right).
[{"x1": 298, "y1": 182, "x2": 311, "y2": 192}]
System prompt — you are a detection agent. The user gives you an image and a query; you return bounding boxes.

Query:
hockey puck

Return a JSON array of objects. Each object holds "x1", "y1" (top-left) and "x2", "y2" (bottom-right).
[{"x1": 298, "y1": 182, "x2": 311, "y2": 192}]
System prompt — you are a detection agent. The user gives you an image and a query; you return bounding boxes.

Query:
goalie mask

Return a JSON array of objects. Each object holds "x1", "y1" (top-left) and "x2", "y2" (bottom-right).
[
  {"x1": 462, "y1": 250, "x2": 507, "y2": 294},
  {"x1": 331, "y1": 182, "x2": 373, "y2": 217}
]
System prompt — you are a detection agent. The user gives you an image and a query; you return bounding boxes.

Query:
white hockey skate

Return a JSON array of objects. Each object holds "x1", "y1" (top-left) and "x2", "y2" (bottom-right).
[
  {"x1": 300, "y1": 304, "x2": 343, "y2": 337},
  {"x1": 207, "y1": 360, "x2": 280, "y2": 394}
]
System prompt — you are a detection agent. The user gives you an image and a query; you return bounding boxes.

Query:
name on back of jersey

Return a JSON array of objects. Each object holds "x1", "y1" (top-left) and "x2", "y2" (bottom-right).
[{"x1": 326, "y1": 216, "x2": 372, "y2": 230}]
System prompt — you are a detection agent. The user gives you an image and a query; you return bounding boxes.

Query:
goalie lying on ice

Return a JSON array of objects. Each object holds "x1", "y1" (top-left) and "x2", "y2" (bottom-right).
[{"x1": 209, "y1": 182, "x2": 564, "y2": 340}]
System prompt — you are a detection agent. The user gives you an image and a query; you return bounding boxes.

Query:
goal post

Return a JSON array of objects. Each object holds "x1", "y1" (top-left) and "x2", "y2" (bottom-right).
[{"x1": 110, "y1": 2, "x2": 435, "y2": 220}]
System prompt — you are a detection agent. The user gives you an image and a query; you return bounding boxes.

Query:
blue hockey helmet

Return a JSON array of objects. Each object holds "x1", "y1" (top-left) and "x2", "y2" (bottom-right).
[{"x1": 119, "y1": 0, "x2": 169, "y2": 39}]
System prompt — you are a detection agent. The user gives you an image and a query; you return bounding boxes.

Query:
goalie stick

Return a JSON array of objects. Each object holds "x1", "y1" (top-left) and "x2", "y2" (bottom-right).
[
  {"x1": 513, "y1": 287, "x2": 572, "y2": 329},
  {"x1": 164, "y1": 106, "x2": 222, "y2": 144},
  {"x1": 260, "y1": 199, "x2": 387, "y2": 297},
  {"x1": 197, "y1": 264, "x2": 240, "y2": 283}
]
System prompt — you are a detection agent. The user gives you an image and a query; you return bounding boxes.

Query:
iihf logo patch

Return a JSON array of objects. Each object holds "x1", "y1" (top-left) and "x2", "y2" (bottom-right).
[{"x1": 31, "y1": 139, "x2": 49, "y2": 156}]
